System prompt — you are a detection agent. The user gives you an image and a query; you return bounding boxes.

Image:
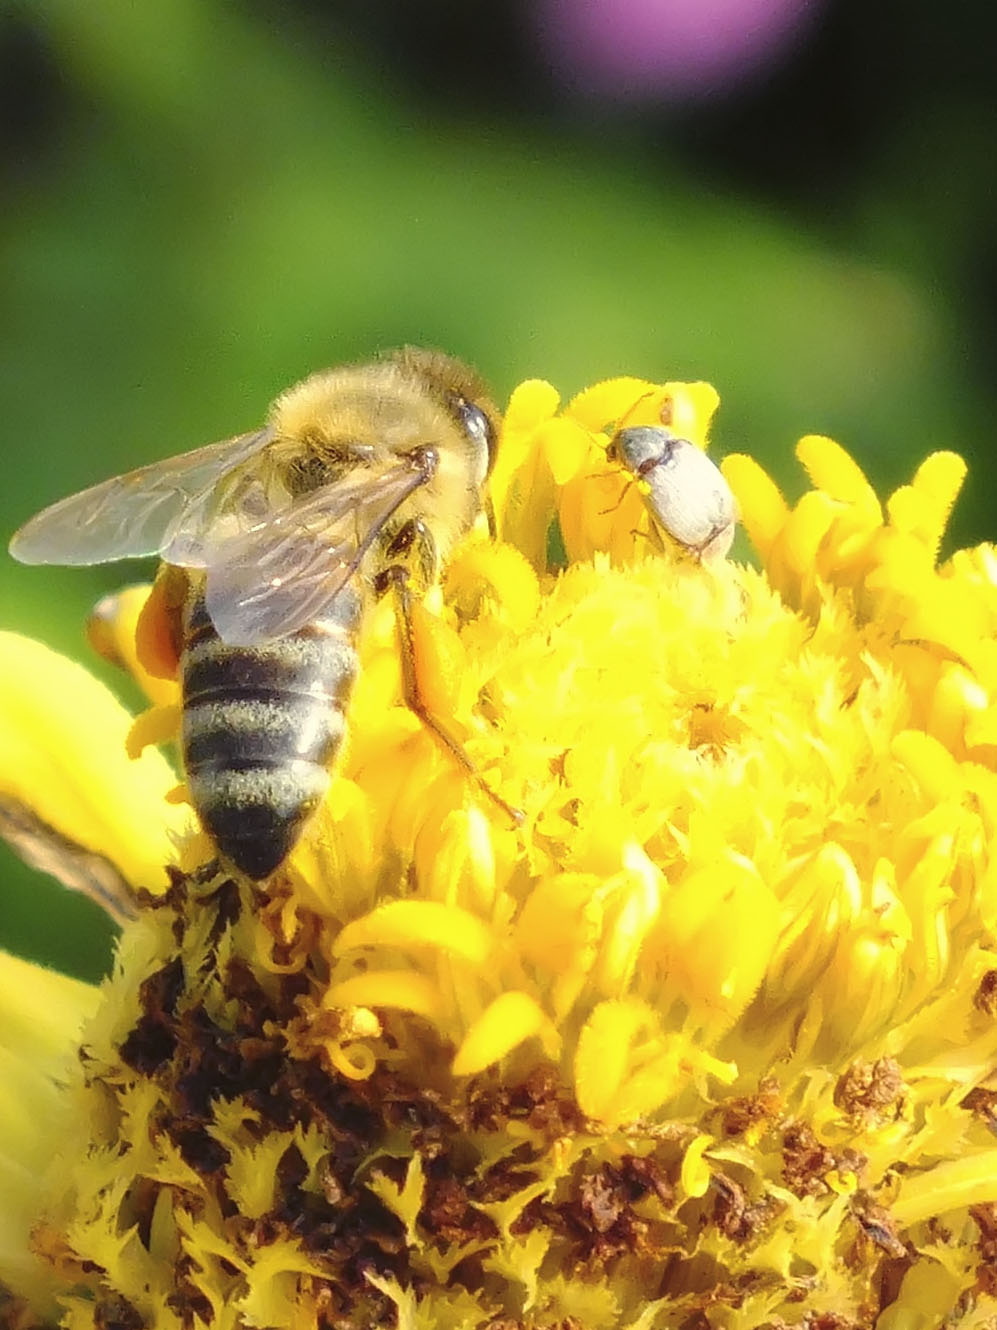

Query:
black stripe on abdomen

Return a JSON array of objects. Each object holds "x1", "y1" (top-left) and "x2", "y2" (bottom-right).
[{"x1": 180, "y1": 594, "x2": 360, "y2": 879}]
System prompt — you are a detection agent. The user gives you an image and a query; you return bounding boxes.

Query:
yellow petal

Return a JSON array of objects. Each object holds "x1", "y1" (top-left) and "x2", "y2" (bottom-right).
[
  {"x1": 452, "y1": 991, "x2": 556, "y2": 1075},
  {"x1": 775, "y1": 490, "x2": 839, "y2": 581},
  {"x1": 888, "y1": 451, "x2": 967, "y2": 558},
  {"x1": 656, "y1": 858, "x2": 780, "y2": 1030},
  {"x1": 891, "y1": 729, "x2": 962, "y2": 803},
  {"x1": 324, "y1": 971, "x2": 447, "y2": 1023},
  {"x1": 444, "y1": 540, "x2": 541, "y2": 634},
  {"x1": 125, "y1": 703, "x2": 182, "y2": 759},
  {"x1": 565, "y1": 377, "x2": 660, "y2": 432},
  {"x1": 86, "y1": 583, "x2": 180, "y2": 708},
  {"x1": 332, "y1": 900, "x2": 496, "y2": 966},
  {"x1": 490, "y1": 379, "x2": 560, "y2": 550},
  {"x1": 0, "y1": 950, "x2": 99, "y2": 1067},
  {"x1": 795, "y1": 434, "x2": 880, "y2": 515},
  {"x1": 678, "y1": 1134, "x2": 713, "y2": 1200},
  {"x1": 659, "y1": 380, "x2": 720, "y2": 443},
  {"x1": 574, "y1": 998, "x2": 654, "y2": 1124},
  {"x1": 409, "y1": 599, "x2": 465, "y2": 720},
  {"x1": 501, "y1": 378, "x2": 561, "y2": 434},
  {"x1": 0, "y1": 951, "x2": 99, "y2": 1311},
  {"x1": 539, "y1": 418, "x2": 596, "y2": 487},
  {"x1": 892, "y1": 1150, "x2": 997, "y2": 1226},
  {"x1": 0, "y1": 633, "x2": 189, "y2": 895},
  {"x1": 721, "y1": 454, "x2": 788, "y2": 561}
]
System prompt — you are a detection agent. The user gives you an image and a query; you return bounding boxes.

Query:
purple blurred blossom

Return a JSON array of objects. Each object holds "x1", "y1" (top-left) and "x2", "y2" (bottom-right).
[{"x1": 535, "y1": 0, "x2": 823, "y2": 103}]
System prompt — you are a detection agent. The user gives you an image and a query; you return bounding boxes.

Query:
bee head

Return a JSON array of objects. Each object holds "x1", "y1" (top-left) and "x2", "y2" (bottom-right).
[{"x1": 383, "y1": 346, "x2": 501, "y2": 482}]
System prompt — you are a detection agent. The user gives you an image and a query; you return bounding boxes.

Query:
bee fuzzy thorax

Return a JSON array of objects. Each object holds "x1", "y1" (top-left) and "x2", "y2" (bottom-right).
[{"x1": 270, "y1": 357, "x2": 494, "y2": 571}]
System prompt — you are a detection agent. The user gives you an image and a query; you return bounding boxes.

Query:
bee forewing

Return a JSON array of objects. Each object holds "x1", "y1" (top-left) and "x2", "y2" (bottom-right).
[
  {"x1": 161, "y1": 464, "x2": 276, "y2": 568},
  {"x1": 0, "y1": 799, "x2": 138, "y2": 924},
  {"x1": 8, "y1": 428, "x2": 272, "y2": 567},
  {"x1": 203, "y1": 458, "x2": 430, "y2": 645}
]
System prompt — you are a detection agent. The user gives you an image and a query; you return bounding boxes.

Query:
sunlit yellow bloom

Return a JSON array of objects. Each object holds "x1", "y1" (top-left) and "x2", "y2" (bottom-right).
[{"x1": 3, "y1": 374, "x2": 997, "y2": 1328}]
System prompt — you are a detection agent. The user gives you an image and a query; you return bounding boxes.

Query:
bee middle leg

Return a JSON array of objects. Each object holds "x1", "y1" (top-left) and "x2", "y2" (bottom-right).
[{"x1": 375, "y1": 519, "x2": 523, "y2": 826}]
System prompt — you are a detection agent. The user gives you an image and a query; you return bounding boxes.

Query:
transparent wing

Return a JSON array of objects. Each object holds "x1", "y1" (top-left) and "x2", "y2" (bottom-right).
[
  {"x1": 160, "y1": 460, "x2": 276, "y2": 568},
  {"x1": 203, "y1": 457, "x2": 431, "y2": 645},
  {"x1": 0, "y1": 797, "x2": 138, "y2": 924},
  {"x1": 9, "y1": 427, "x2": 273, "y2": 566}
]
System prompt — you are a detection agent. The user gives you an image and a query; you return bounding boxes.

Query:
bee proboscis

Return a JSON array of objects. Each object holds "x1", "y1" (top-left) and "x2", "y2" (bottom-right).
[{"x1": 9, "y1": 347, "x2": 516, "y2": 880}]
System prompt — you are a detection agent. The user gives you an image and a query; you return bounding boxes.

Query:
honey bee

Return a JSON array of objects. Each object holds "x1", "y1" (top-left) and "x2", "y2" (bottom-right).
[
  {"x1": 606, "y1": 423, "x2": 736, "y2": 561},
  {"x1": 9, "y1": 347, "x2": 512, "y2": 880}
]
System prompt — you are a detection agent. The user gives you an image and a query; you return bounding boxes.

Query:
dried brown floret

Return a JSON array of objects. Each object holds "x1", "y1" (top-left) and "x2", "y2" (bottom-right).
[
  {"x1": 468, "y1": 1063, "x2": 586, "y2": 1137},
  {"x1": 165, "y1": 1266, "x2": 214, "y2": 1329},
  {"x1": 719, "y1": 1077, "x2": 782, "y2": 1137},
  {"x1": 99, "y1": 871, "x2": 670, "y2": 1317},
  {"x1": 92, "y1": 1294, "x2": 143, "y2": 1330},
  {"x1": 580, "y1": 1167, "x2": 625, "y2": 1234},
  {"x1": 782, "y1": 1121, "x2": 866, "y2": 1200},
  {"x1": 758, "y1": 1314, "x2": 868, "y2": 1330},
  {"x1": 834, "y1": 1058, "x2": 905, "y2": 1123},
  {"x1": 970, "y1": 1202, "x2": 997, "y2": 1296},
  {"x1": 842, "y1": 1194, "x2": 912, "y2": 1321},
  {"x1": 781, "y1": 1122, "x2": 836, "y2": 1198},
  {"x1": 711, "y1": 1173, "x2": 782, "y2": 1243},
  {"x1": 118, "y1": 957, "x2": 183, "y2": 1074},
  {"x1": 620, "y1": 1153, "x2": 674, "y2": 1208},
  {"x1": 974, "y1": 970, "x2": 997, "y2": 1016},
  {"x1": 421, "y1": 1172, "x2": 495, "y2": 1245},
  {"x1": 0, "y1": 1287, "x2": 42, "y2": 1330},
  {"x1": 850, "y1": 1196, "x2": 907, "y2": 1261},
  {"x1": 962, "y1": 1086, "x2": 997, "y2": 1128}
]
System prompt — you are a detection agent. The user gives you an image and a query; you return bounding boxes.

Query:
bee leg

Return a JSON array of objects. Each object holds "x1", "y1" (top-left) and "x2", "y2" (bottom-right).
[
  {"x1": 394, "y1": 569, "x2": 524, "y2": 826},
  {"x1": 483, "y1": 493, "x2": 498, "y2": 541},
  {"x1": 376, "y1": 524, "x2": 523, "y2": 827}
]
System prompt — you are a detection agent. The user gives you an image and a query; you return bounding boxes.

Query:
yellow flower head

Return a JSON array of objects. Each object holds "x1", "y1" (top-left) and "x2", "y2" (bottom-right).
[{"x1": 3, "y1": 372, "x2": 997, "y2": 1329}]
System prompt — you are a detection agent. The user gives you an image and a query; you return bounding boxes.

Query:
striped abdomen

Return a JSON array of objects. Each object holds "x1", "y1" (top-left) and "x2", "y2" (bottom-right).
[{"x1": 180, "y1": 587, "x2": 362, "y2": 879}]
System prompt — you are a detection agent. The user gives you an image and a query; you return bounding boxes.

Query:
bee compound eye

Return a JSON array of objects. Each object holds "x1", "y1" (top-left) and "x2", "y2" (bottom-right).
[{"x1": 455, "y1": 398, "x2": 496, "y2": 480}]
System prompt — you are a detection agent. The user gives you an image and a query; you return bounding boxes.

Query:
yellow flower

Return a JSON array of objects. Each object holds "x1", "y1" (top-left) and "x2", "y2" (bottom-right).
[{"x1": 4, "y1": 374, "x2": 997, "y2": 1328}]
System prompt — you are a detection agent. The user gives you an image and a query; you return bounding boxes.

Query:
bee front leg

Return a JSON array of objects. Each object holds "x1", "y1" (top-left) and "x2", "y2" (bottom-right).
[{"x1": 375, "y1": 520, "x2": 523, "y2": 827}]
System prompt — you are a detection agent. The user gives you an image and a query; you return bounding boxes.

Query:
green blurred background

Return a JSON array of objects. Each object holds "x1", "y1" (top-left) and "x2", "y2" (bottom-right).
[{"x1": 2, "y1": 0, "x2": 995, "y2": 981}]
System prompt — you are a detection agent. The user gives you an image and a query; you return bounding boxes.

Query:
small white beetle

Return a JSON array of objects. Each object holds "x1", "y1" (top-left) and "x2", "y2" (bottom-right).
[{"x1": 606, "y1": 424, "x2": 737, "y2": 561}]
